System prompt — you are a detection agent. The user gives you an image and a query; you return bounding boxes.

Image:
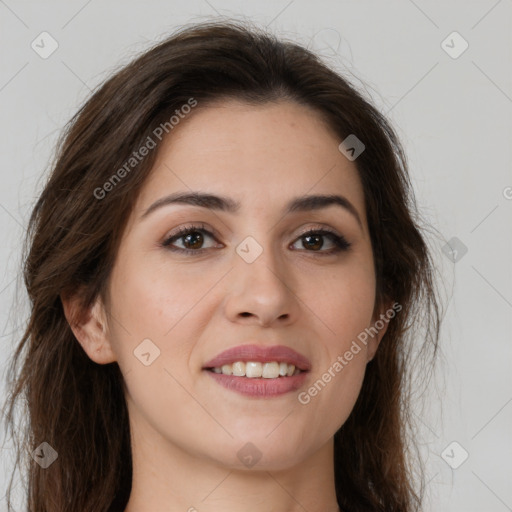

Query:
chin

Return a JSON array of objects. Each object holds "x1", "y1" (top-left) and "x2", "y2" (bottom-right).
[{"x1": 203, "y1": 435, "x2": 311, "y2": 472}]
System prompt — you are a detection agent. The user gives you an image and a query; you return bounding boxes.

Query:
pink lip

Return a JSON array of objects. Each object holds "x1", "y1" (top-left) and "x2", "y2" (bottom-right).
[
  {"x1": 205, "y1": 371, "x2": 309, "y2": 398},
  {"x1": 202, "y1": 344, "x2": 312, "y2": 371}
]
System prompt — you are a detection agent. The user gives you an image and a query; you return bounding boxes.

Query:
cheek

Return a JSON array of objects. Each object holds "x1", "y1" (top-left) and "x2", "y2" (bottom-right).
[
  {"x1": 105, "y1": 257, "x2": 209, "y2": 436},
  {"x1": 307, "y1": 258, "x2": 377, "y2": 343},
  {"x1": 105, "y1": 253, "x2": 209, "y2": 368},
  {"x1": 297, "y1": 258, "x2": 375, "y2": 419},
  {"x1": 120, "y1": 251, "x2": 190, "y2": 321}
]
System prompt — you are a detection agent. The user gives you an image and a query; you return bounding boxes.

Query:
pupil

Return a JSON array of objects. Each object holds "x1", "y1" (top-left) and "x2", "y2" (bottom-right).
[
  {"x1": 184, "y1": 232, "x2": 203, "y2": 249},
  {"x1": 304, "y1": 235, "x2": 322, "y2": 250}
]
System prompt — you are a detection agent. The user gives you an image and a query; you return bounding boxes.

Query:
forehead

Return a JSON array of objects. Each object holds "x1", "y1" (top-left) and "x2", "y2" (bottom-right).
[{"x1": 134, "y1": 99, "x2": 367, "y2": 225}]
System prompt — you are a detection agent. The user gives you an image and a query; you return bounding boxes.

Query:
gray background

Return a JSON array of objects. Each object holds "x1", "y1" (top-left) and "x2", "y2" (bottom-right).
[{"x1": 1, "y1": 1, "x2": 511, "y2": 511}]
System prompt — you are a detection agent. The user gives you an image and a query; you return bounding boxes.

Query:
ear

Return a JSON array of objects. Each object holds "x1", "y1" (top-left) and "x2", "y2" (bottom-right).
[
  {"x1": 60, "y1": 291, "x2": 117, "y2": 364},
  {"x1": 366, "y1": 298, "x2": 396, "y2": 363}
]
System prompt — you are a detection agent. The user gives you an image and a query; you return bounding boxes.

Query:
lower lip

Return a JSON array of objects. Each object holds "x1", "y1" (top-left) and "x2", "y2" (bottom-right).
[{"x1": 204, "y1": 370, "x2": 309, "y2": 397}]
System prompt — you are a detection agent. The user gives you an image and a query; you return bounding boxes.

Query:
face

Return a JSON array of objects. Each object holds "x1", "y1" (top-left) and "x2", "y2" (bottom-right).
[{"x1": 76, "y1": 100, "x2": 389, "y2": 471}]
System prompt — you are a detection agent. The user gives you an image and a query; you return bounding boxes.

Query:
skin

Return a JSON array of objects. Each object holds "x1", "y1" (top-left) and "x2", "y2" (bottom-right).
[{"x1": 63, "y1": 99, "x2": 391, "y2": 512}]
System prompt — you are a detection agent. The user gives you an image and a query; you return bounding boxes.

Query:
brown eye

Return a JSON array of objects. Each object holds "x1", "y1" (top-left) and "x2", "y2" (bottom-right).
[
  {"x1": 291, "y1": 229, "x2": 351, "y2": 254},
  {"x1": 180, "y1": 231, "x2": 205, "y2": 250},
  {"x1": 302, "y1": 234, "x2": 324, "y2": 251},
  {"x1": 162, "y1": 224, "x2": 219, "y2": 254}
]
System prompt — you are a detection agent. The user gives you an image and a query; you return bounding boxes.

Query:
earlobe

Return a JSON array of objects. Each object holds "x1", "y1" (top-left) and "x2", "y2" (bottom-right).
[{"x1": 60, "y1": 292, "x2": 117, "y2": 365}]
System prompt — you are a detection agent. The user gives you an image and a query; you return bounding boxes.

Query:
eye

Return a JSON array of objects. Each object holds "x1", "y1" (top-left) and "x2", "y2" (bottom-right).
[
  {"x1": 161, "y1": 223, "x2": 220, "y2": 254},
  {"x1": 291, "y1": 228, "x2": 352, "y2": 254},
  {"x1": 161, "y1": 224, "x2": 352, "y2": 256}
]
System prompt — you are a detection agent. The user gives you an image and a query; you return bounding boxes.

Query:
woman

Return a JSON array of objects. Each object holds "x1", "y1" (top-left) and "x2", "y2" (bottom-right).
[{"x1": 2, "y1": 20, "x2": 441, "y2": 512}]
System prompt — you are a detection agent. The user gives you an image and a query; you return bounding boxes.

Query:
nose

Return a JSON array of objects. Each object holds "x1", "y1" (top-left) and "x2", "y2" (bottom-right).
[{"x1": 223, "y1": 241, "x2": 300, "y2": 327}]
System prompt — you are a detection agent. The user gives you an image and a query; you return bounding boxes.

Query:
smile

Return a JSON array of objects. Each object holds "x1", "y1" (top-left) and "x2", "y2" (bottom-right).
[
  {"x1": 202, "y1": 343, "x2": 311, "y2": 397},
  {"x1": 208, "y1": 361, "x2": 302, "y2": 378}
]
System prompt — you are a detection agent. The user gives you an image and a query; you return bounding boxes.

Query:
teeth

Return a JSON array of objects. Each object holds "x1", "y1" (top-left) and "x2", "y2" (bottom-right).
[
  {"x1": 232, "y1": 361, "x2": 245, "y2": 377},
  {"x1": 262, "y1": 362, "x2": 279, "y2": 379},
  {"x1": 210, "y1": 361, "x2": 302, "y2": 378},
  {"x1": 245, "y1": 361, "x2": 263, "y2": 378},
  {"x1": 221, "y1": 364, "x2": 232, "y2": 375}
]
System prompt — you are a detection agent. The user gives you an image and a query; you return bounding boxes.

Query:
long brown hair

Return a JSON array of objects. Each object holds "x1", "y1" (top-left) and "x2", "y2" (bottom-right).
[{"x1": 2, "y1": 19, "x2": 441, "y2": 512}]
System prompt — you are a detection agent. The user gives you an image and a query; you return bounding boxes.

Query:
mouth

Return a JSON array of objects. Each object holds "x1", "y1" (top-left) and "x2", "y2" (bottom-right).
[{"x1": 202, "y1": 344, "x2": 311, "y2": 398}]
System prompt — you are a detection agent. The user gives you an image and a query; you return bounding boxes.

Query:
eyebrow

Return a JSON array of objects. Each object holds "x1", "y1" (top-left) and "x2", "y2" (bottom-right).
[{"x1": 140, "y1": 191, "x2": 363, "y2": 228}]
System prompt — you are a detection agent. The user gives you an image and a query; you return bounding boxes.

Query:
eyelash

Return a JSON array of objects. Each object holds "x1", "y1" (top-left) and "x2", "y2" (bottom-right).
[{"x1": 161, "y1": 222, "x2": 352, "y2": 256}]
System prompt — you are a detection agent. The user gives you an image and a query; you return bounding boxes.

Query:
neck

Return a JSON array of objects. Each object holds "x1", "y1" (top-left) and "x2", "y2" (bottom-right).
[{"x1": 123, "y1": 412, "x2": 340, "y2": 512}]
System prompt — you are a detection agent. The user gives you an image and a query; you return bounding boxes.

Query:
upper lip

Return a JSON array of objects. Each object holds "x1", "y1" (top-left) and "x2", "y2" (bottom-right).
[{"x1": 203, "y1": 344, "x2": 312, "y2": 371}]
